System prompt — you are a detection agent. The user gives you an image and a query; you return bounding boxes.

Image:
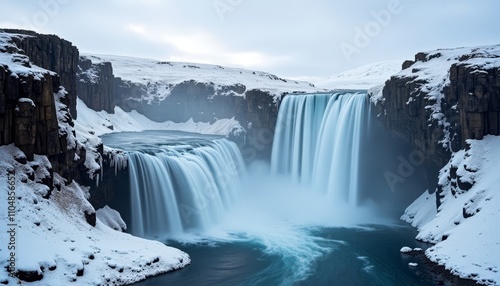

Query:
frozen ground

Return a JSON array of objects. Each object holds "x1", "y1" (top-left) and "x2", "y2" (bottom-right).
[
  {"x1": 0, "y1": 145, "x2": 190, "y2": 285},
  {"x1": 402, "y1": 136, "x2": 500, "y2": 285}
]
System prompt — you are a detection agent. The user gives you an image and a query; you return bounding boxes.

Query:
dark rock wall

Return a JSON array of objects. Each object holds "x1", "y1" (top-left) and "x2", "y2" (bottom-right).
[
  {"x1": 373, "y1": 51, "x2": 500, "y2": 191},
  {"x1": 4, "y1": 29, "x2": 79, "y2": 118},
  {"x1": 77, "y1": 57, "x2": 115, "y2": 113},
  {"x1": 374, "y1": 73, "x2": 453, "y2": 169},
  {"x1": 448, "y1": 63, "x2": 500, "y2": 144},
  {"x1": 0, "y1": 31, "x2": 86, "y2": 184}
]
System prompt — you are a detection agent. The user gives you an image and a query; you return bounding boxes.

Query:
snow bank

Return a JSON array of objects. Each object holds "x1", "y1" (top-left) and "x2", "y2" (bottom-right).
[
  {"x1": 402, "y1": 135, "x2": 500, "y2": 285},
  {"x1": 316, "y1": 61, "x2": 402, "y2": 90},
  {"x1": 400, "y1": 247, "x2": 413, "y2": 253},
  {"x1": 96, "y1": 206, "x2": 127, "y2": 232},
  {"x1": 0, "y1": 145, "x2": 190, "y2": 285},
  {"x1": 81, "y1": 53, "x2": 321, "y2": 102},
  {"x1": 75, "y1": 98, "x2": 244, "y2": 138}
]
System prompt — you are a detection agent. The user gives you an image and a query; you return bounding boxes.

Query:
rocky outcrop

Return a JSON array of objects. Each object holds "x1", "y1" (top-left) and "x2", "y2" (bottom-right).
[
  {"x1": 372, "y1": 45, "x2": 500, "y2": 181},
  {"x1": 77, "y1": 57, "x2": 115, "y2": 113},
  {"x1": 4, "y1": 29, "x2": 79, "y2": 118},
  {"x1": 87, "y1": 148, "x2": 129, "y2": 210},
  {"x1": 0, "y1": 31, "x2": 87, "y2": 184},
  {"x1": 448, "y1": 62, "x2": 500, "y2": 143}
]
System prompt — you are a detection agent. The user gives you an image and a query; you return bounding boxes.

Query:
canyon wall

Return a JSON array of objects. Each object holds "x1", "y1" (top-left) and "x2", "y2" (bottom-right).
[
  {"x1": 372, "y1": 46, "x2": 500, "y2": 199},
  {"x1": 77, "y1": 57, "x2": 308, "y2": 161},
  {"x1": 4, "y1": 29, "x2": 79, "y2": 117},
  {"x1": 0, "y1": 31, "x2": 86, "y2": 185}
]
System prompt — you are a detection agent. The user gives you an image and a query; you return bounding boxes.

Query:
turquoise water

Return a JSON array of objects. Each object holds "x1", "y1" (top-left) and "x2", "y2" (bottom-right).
[{"x1": 133, "y1": 225, "x2": 438, "y2": 286}]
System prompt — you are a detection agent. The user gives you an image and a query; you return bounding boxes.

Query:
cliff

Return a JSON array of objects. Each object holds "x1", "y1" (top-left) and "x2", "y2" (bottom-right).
[
  {"x1": 3, "y1": 29, "x2": 79, "y2": 118},
  {"x1": 372, "y1": 45, "x2": 500, "y2": 181},
  {"x1": 0, "y1": 31, "x2": 87, "y2": 184},
  {"x1": 77, "y1": 54, "x2": 321, "y2": 161},
  {"x1": 0, "y1": 30, "x2": 190, "y2": 285},
  {"x1": 374, "y1": 45, "x2": 500, "y2": 285},
  {"x1": 77, "y1": 56, "x2": 115, "y2": 113}
]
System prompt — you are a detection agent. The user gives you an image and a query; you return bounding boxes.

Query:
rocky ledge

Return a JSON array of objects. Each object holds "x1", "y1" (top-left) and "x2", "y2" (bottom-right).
[{"x1": 371, "y1": 45, "x2": 500, "y2": 190}]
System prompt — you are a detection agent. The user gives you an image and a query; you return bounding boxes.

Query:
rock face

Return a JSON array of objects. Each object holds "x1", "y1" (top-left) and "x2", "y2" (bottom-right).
[
  {"x1": 0, "y1": 31, "x2": 86, "y2": 184},
  {"x1": 77, "y1": 57, "x2": 115, "y2": 113},
  {"x1": 448, "y1": 62, "x2": 500, "y2": 143},
  {"x1": 4, "y1": 29, "x2": 79, "y2": 118},
  {"x1": 372, "y1": 45, "x2": 500, "y2": 184}
]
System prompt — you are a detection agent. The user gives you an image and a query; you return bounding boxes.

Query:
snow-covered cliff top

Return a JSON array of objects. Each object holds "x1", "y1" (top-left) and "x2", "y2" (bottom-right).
[
  {"x1": 317, "y1": 61, "x2": 403, "y2": 90},
  {"x1": 0, "y1": 32, "x2": 53, "y2": 79},
  {"x1": 82, "y1": 53, "x2": 321, "y2": 96}
]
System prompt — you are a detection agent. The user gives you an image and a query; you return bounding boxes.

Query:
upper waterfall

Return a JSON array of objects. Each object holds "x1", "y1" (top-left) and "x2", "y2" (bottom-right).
[{"x1": 271, "y1": 92, "x2": 370, "y2": 206}]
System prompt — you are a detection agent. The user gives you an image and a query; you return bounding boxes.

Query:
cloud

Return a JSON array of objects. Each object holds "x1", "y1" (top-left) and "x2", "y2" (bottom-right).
[{"x1": 0, "y1": 0, "x2": 499, "y2": 79}]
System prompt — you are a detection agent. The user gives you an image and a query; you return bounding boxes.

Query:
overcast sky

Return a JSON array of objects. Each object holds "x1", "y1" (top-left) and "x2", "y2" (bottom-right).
[{"x1": 1, "y1": 0, "x2": 499, "y2": 81}]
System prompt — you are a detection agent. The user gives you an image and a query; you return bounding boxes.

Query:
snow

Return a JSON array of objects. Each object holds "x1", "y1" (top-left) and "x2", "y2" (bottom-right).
[
  {"x1": 0, "y1": 145, "x2": 190, "y2": 285},
  {"x1": 81, "y1": 54, "x2": 321, "y2": 102},
  {"x1": 1, "y1": 33, "x2": 191, "y2": 285},
  {"x1": 402, "y1": 135, "x2": 500, "y2": 285},
  {"x1": 78, "y1": 64, "x2": 101, "y2": 84},
  {"x1": 0, "y1": 32, "x2": 54, "y2": 80},
  {"x1": 96, "y1": 206, "x2": 127, "y2": 232},
  {"x1": 17, "y1": 98, "x2": 35, "y2": 107},
  {"x1": 316, "y1": 61, "x2": 403, "y2": 90},
  {"x1": 75, "y1": 97, "x2": 245, "y2": 138},
  {"x1": 409, "y1": 263, "x2": 418, "y2": 267},
  {"x1": 400, "y1": 246, "x2": 413, "y2": 253},
  {"x1": 376, "y1": 44, "x2": 500, "y2": 149}
]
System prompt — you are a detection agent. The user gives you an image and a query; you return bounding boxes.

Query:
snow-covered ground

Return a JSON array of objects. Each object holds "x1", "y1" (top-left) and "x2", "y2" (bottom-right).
[
  {"x1": 74, "y1": 98, "x2": 244, "y2": 138},
  {"x1": 315, "y1": 61, "x2": 402, "y2": 90},
  {"x1": 402, "y1": 135, "x2": 500, "y2": 285},
  {"x1": 0, "y1": 145, "x2": 190, "y2": 285},
  {"x1": 82, "y1": 53, "x2": 322, "y2": 102}
]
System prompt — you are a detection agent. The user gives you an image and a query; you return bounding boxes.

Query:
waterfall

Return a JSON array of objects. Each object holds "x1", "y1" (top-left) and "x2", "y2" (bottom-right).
[
  {"x1": 128, "y1": 139, "x2": 245, "y2": 238},
  {"x1": 271, "y1": 92, "x2": 370, "y2": 205}
]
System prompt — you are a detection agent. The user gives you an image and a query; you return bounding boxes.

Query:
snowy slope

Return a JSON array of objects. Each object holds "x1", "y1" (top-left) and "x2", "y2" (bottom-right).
[
  {"x1": 316, "y1": 61, "x2": 402, "y2": 90},
  {"x1": 82, "y1": 53, "x2": 322, "y2": 101},
  {"x1": 402, "y1": 136, "x2": 500, "y2": 285},
  {"x1": 74, "y1": 98, "x2": 245, "y2": 138},
  {"x1": 0, "y1": 145, "x2": 189, "y2": 285}
]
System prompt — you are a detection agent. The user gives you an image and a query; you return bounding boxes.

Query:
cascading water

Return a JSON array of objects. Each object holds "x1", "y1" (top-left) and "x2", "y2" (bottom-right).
[
  {"x1": 126, "y1": 137, "x2": 245, "y2": 238},
  {"x1": 100, "y1": 94, "x2": 432, "y2": 286},
  {"x1": 271, "y1": 92, "x2": 370, "y2": 206}
]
